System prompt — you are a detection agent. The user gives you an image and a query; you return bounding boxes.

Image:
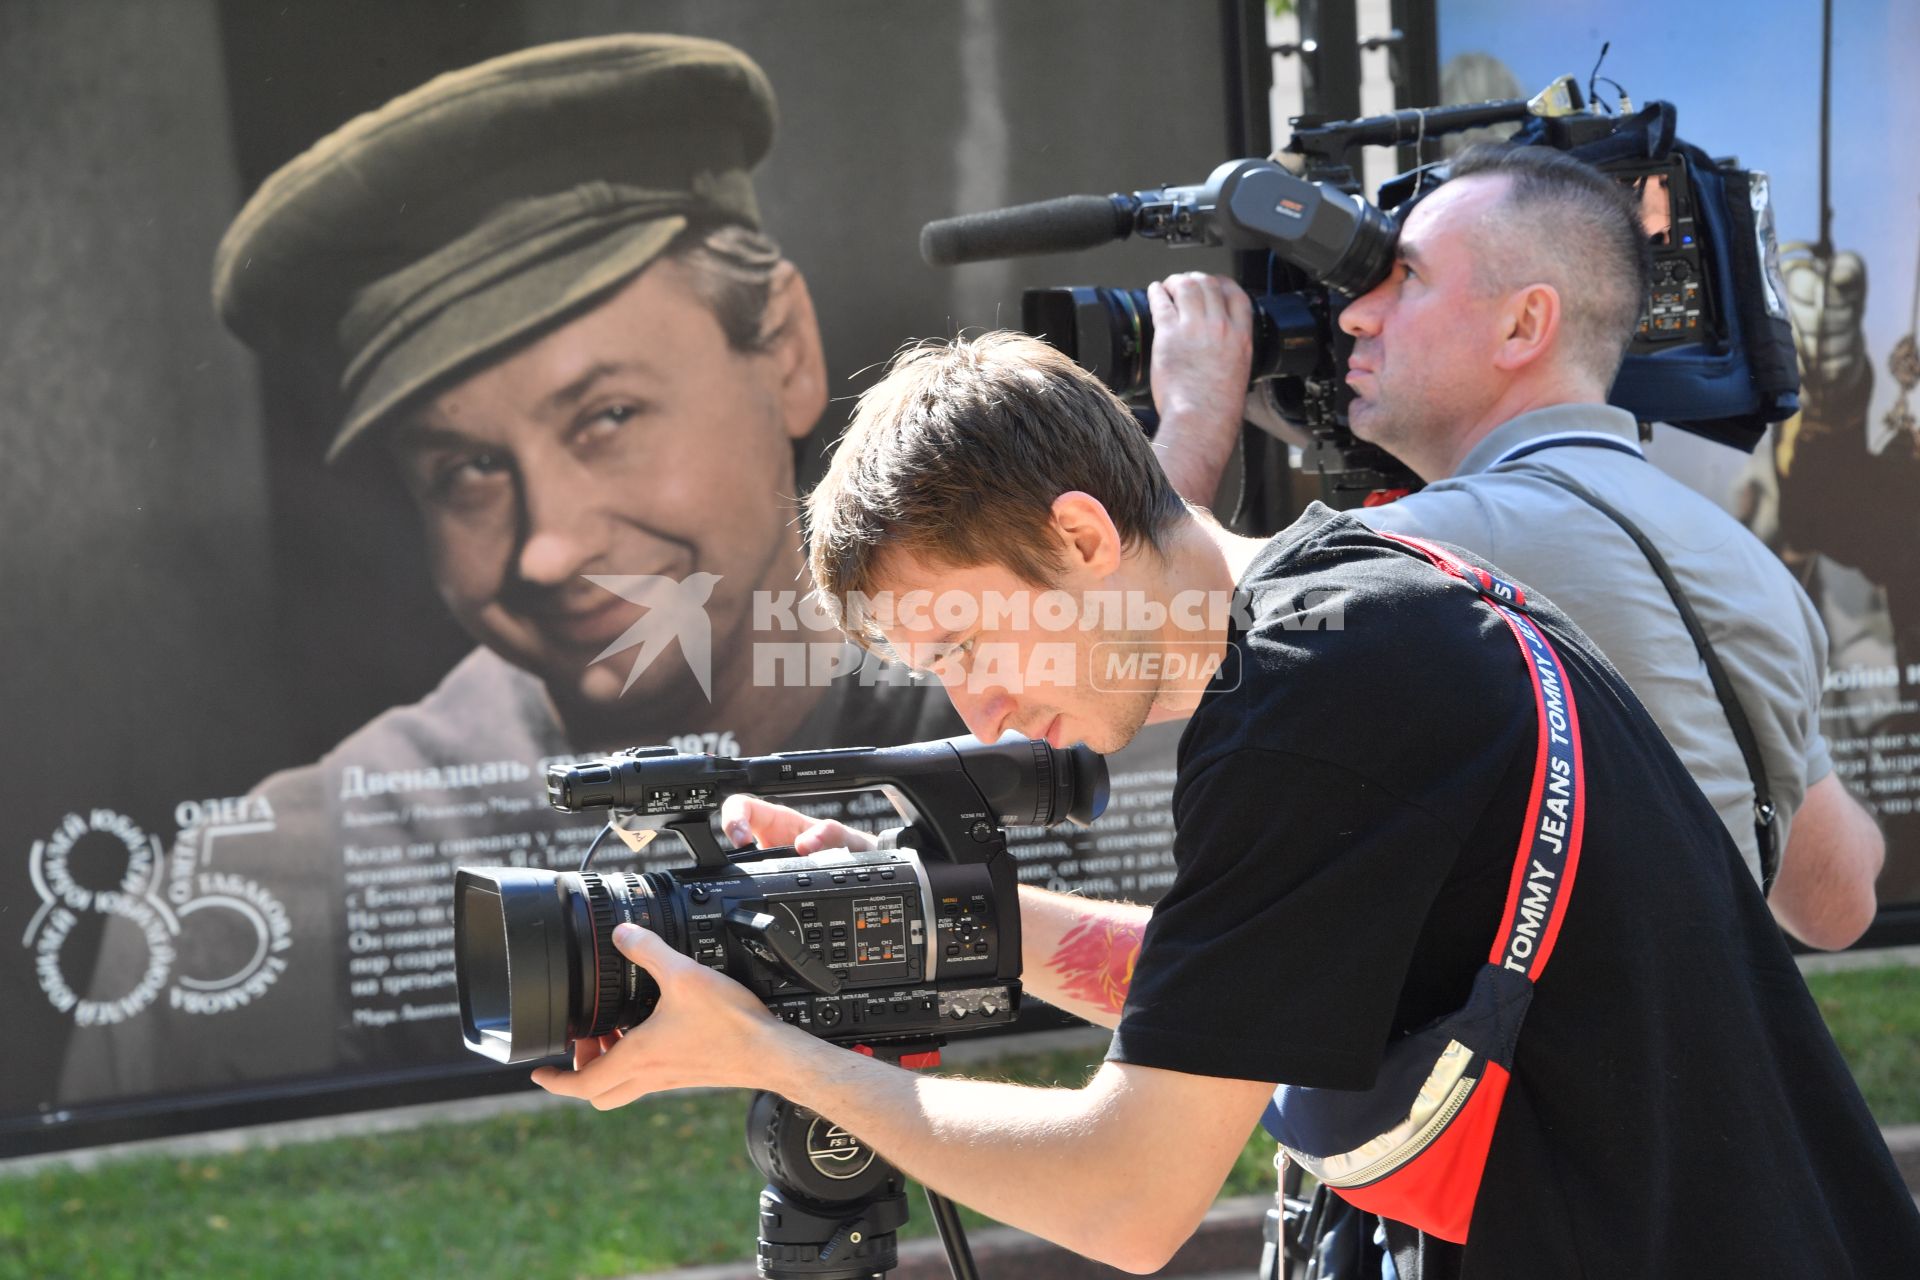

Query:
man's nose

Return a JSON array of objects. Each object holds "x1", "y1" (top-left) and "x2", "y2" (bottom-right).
[
  {"x1": 515, "y1": 458, "x2": 604, "y2": 587},
  {"x1": 1338, "y1": 287, "x2": 1383, "y2": 338},
  {"x1": 946, "y1": 683, "x2": 1015, "y2": 744}
]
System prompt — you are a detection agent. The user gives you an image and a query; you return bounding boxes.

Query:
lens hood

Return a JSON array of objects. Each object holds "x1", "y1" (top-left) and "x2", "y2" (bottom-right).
[{"x1": 454, "y1": 867, "x2": 576, "y2": 1063}]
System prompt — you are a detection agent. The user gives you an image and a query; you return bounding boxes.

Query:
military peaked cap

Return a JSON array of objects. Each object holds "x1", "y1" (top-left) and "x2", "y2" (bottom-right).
[{"x1": 212, "y1": 34, "x2": 777, "y2": 459}]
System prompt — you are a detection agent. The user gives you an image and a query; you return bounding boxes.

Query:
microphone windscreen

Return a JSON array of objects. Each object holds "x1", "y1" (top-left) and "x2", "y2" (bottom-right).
[{"x1": 920, "y1": 195, "x2": 1127, "y2": 266}]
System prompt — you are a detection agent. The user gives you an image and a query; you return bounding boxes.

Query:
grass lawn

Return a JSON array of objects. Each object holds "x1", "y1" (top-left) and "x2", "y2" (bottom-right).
[{"x1": 4, "y1": 963, "x2": 1915, "y2": 1280}]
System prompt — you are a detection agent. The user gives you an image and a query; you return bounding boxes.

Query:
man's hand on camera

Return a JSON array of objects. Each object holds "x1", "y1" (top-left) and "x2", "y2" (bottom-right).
[
  {"x1": 528, "y1": 907, "x2": 1276, "y2": 1272},
  {"x1": 1147, "y1": 272, "x2": 1253, "y2": 506},
  {"x1": 718, "y1": 793, "x2": 876, "y2": 855},
  {"x1": 531, "y1": 922, "x2": 784, "y2": 1106}
]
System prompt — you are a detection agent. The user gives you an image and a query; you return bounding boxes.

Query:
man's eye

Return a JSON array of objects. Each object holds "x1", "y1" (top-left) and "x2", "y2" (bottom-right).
[
  {"x1": 578, "y1": 402, "x2": 647, "y2": 443},
  {"x1": 933, "y1": 637, "x2": 978, "y2": 676},
  {"x1": 430, "y1": 451, "x2": 510, "y2": 498}
]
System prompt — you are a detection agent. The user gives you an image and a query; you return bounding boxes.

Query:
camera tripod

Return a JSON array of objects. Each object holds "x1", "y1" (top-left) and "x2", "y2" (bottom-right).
[{"x1": 745, "y1": 1043, "x2": 977, "y2": 1280}]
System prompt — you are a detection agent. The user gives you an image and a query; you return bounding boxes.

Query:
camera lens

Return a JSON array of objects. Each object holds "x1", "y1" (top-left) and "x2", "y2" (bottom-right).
[
  {"x1": 1023, "y1": 286, "x2": 1153, "y2": 398},
  {"x1": 1023, "y1": 284, "x2": 1329, "y2": 400},
  {"x1": 453, "y1": 866, "x2": 673, "y2": 1064}
]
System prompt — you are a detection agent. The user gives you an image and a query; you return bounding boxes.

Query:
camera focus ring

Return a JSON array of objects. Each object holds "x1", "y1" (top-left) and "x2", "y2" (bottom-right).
[
  {"x1": 1028, "y1": 737, "x2": 1055, "y2": 826},
  {"x1": 580, "y1": 872, "x2": 626, "y2": 1038}
]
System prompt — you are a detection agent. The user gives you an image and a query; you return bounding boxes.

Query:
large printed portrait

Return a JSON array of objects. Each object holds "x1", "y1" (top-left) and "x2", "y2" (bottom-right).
[{"x1": 2, "y1": 1, "x2": 1244, "y2": 1151}]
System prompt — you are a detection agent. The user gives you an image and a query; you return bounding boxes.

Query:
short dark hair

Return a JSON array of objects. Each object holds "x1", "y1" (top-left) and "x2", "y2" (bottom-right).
[
  {"x1": 806, "y1": 331, "x2": 1187, "y2": 642},
  {"x1": 1444, "y1": 143, "x2": 1651, "y2": 385},
  {"x1": 668, "y1": 221, "x2": 786, "y2": 353}
]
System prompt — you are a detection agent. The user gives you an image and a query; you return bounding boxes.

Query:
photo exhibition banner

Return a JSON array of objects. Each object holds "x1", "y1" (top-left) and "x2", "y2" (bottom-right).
[{"x1": 1, "y1": 0, "x2": 1245, "y2": 1152}]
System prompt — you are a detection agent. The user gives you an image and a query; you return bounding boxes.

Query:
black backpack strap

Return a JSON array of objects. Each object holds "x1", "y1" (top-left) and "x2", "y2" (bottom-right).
[{"x1": 1529, "y1": 470, "x2": 1781, "y2": 890}]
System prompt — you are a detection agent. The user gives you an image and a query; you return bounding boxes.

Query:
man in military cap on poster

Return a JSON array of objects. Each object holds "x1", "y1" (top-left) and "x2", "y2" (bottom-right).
[
  {"x1": 217, "y1": 35, "x2": 882, "y2": 765},
  {"x1": 65, "y1": 34, "x2": 1235, "y2": 1097}
]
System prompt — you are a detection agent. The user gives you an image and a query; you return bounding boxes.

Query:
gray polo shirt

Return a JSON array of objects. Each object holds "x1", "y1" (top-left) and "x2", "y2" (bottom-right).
[{"x1": 1355, "y1": 403, "x2": 1831, "y2": 885}]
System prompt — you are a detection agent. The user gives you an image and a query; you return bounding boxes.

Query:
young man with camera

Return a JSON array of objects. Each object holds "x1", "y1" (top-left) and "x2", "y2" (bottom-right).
[{"x1": 534, "y1": 319, "x2": 1920, "y2": 1273}]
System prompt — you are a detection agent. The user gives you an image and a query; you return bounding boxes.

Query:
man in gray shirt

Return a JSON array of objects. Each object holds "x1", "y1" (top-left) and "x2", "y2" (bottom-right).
[{"x1": 1166, "y1": 144, "x2": 1882, "y2": 948}]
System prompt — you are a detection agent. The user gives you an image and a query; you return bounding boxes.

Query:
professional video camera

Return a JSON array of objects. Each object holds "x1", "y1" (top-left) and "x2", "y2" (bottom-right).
[
  {"x1": 451, "y1": 734, "x2": 1107, "y2": 1066},
  {"x1": 920, "y1": 74, "x2": 1800, "y2": 498},
  {"x1": 452, "y1": 734, "x2": 1106, "y2": 1278}
]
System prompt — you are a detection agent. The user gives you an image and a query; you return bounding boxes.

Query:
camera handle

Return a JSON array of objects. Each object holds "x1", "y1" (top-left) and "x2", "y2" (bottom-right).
[{"x1": 746, "y1": 1044, "x2": 980, "y2": 1280}]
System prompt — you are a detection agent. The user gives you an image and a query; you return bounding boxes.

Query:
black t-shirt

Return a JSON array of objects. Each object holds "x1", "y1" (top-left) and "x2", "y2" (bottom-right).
[{"x1": 1109, "y1": 505, "x2": 1920, "y2": 1277}]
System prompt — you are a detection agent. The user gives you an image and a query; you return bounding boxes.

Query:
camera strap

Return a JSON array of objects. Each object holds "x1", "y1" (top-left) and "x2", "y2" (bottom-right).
[
  {"x1": 1262, "y1": 530, "x2": 1585, "y2": 1246},
  {"x1": 1502, "y1": 450, "x2": 1781, "y2": 891}
]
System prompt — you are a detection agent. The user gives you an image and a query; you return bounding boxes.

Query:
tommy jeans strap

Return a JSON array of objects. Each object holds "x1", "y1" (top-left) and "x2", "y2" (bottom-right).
[{"x1": 1376, "y1": 531, "x2": 1586, "y2": 983}]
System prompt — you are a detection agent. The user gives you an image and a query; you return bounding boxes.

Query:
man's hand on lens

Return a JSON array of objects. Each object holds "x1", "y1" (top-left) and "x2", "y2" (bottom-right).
[
  {"x1": 719, "y1": 793, "x2": 876, "y2": 855},
  {"x1": 531, "y1": 921, "x2": 783, "y2": 1107},
  {"x1": 1147, "y1": 272, "x2": 1254, "y2": 505}
]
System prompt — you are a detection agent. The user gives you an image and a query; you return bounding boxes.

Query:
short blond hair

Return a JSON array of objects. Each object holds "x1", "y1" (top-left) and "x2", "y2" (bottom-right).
[{"x1": 805, "y1": 331, "x2": 1186, "y2": 641}]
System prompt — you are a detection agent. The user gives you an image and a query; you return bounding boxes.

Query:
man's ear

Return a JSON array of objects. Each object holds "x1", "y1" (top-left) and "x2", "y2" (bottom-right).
[
  {"x1": 1050, "y1": 491, "x2": 1125, "y2": 579},
  {"x1": 1494, "y1": 282, "x2": 1562, "y2": 374},
  {"x1": 762, "y1": 260, "x2": 829, "y2": 441}
]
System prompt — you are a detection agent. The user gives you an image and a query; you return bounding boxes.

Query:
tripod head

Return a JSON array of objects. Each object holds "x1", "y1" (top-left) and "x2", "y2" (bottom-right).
[{"x1": 746, "y1": 1042, "x2": 976, "y2": 1280}]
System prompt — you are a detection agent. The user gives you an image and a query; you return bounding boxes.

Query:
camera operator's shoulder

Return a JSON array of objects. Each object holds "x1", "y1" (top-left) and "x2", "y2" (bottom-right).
[
  {"x1": 1191, "y1": 506, "x2": 1535, "y2": 834},
  {"x1": 1222, "y1": 503, "x2": 1531, "y2": 735},
  {"x1": 1349, "y1": 482, "x2": 1503, "y2": 563},
  {"x1": 1239, "y1": 503, "x2": 1506, "y2": 658}
]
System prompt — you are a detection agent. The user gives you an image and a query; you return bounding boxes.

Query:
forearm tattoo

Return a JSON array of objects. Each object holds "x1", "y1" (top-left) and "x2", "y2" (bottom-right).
[{"x1": 1047, "y1": 915, "x2": 1144, "y2": 1014}]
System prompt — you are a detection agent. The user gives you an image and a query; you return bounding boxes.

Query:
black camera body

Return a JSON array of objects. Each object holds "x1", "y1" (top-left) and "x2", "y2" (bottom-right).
[{"x1": 452, "y1": 735, "x2": 1108, "y2": 1064}]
